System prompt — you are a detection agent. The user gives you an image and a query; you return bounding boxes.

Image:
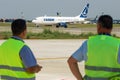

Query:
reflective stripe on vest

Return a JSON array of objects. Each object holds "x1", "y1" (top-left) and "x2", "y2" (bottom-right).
[
  {"x1": 85, "y1": 35, "x2": 120, "y2": 78},
  {"x1": 1, "y1": 75, "x2": 35, "y2": 80},
  {"x1": 84, "y1": 75, "x2": 120, "y2": 80},
  {"x1": 85, "y1": 65, "x2": 120, "y2": 72},
  {"x1": 0, "y1": 38, "x2": 35, "y2": 79},
  {"x1": 0, "y1": 65, "x2": 25, "y2": 71},
  {"x1": 84, "y1": 75, "x2": 108, "y2": 80}
]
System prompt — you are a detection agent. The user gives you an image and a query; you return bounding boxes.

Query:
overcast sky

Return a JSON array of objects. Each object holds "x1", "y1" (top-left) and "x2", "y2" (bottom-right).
[{"x1": 0, "y1": 0, "x2": 120, "y2": 20}]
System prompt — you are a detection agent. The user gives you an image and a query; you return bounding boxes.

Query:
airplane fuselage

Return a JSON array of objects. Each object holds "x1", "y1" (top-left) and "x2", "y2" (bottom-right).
[{"x1": 32, "y1": 16, "x2": 85, "y2": 25}]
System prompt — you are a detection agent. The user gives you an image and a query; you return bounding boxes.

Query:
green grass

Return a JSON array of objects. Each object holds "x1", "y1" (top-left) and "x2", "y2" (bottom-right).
[
  {"x1": 0, "y1": 22, "x2": 119, "y2": 39},
  {"x1": 0, "y1": 29, "x2": 117, "y2": 39},
  {"x1": 0, "y1": 22, "x2": 11, "y2": 26},
  {"x1": 26, "y1": 29, "x2": 94, "y2": 39},
  {"x1": 0, "y1": 22, "x2": 120, "y2": 27},
  {"x1": 0, "y1": 22, "x2": 34, "y2": 27},
  {"x1": 0, "y1": 32, "x2": 12, "y2": 39},
  {"x1": 0, "y1": 29, "x2": 97, "y2": 39}
]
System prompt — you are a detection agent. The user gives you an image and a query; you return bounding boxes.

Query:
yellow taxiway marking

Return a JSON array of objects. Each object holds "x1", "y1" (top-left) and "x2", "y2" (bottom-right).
[{"x1": 37, "y1": 57, "x2": 68, "y2": 60}]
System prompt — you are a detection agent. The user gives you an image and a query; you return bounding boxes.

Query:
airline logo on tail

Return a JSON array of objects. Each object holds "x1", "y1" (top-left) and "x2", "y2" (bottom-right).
[{"x1": 80, "y1": 3, "x2": 89, "y2": 18}]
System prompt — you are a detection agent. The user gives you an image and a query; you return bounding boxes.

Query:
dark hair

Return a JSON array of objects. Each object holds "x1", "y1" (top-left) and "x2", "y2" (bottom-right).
[
  {"x1": 97, "y1": 15, "x2": 113, "y2": 29},
  {"x1": 11, "y1": 19, "x2": 26, "y2": 35}
]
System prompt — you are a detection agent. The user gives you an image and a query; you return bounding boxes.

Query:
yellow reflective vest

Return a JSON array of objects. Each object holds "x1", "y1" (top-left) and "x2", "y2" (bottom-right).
[
  {"x1": 0, "y1": 38, "x2": 35, "y2": 80},
  {"x1": 85, "y1": 35, "x2": 120, "y2": 80}
]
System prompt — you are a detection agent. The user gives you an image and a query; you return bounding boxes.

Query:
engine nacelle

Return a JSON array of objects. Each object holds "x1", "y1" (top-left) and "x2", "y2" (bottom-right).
[{"x1": 56, "y1": 22, "x2": 67, "y2": 28}]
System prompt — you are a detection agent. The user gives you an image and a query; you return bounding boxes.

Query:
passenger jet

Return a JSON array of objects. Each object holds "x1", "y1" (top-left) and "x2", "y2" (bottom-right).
[{"x1": 32, "y1": 3, "x2": 89, "y2": 28}]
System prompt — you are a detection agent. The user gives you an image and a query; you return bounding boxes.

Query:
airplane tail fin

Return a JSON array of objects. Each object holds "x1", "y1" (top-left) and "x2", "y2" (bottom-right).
[{"x1": 76, "y1": 3, "x2": 89, "y2": 18}]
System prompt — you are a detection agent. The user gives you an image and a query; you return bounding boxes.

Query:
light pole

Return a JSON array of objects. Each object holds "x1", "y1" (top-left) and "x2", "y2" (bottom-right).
[{"x1": 21, "y1": 12, "x2": 24, "y2": 19}]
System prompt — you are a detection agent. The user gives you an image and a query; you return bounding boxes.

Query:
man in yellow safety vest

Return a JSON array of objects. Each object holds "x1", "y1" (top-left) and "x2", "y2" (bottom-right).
[
  {"x1": 68, "y1": 15, "x2": 120, "y2": 80},
  {"x1": 0, "y1": 19, "x2": 42, "y2": 80}
]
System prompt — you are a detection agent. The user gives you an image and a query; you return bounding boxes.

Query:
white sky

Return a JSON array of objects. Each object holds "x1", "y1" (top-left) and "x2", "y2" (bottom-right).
[{"x1": 0, "y1": 0, "x2": 119, "y2": 20}]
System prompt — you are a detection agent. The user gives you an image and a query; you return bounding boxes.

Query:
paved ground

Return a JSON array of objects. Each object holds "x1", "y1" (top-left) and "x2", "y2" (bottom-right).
[{"x1": 0, "y1": 39, "x2": 85, "y2": 80}]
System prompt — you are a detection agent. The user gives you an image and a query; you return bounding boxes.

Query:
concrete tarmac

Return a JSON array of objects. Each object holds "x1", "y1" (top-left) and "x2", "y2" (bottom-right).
[{"x1": 0, "y1": 39, "x2": 85, "y2": 80}]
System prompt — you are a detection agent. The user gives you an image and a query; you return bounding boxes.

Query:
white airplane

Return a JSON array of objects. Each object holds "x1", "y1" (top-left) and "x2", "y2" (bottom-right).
[{"x1": 32, "y1": 3, "x2": 89, "y2": 28}]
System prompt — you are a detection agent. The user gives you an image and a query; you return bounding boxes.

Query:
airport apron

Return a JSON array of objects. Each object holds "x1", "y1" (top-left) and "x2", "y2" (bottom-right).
[
  {"x1": 0, "y1": 38, "x2": 35, "y2": 80},
  {"x1": 85, "y1": 35, "x2": 120, "y2": 80}
]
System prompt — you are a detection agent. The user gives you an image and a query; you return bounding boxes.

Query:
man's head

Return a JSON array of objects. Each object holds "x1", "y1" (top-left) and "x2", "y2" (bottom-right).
[
  {"x1": 11, "y1": 19, "x2": 27, "y2": 38},
  {"x1": 97, "y1": 15, "x2": 113, "y2": 34}
]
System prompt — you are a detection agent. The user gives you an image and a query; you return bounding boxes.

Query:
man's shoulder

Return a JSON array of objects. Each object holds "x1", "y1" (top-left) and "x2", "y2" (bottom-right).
[{"x1": 82, "y1": 40, "x2": 88, "y2": 46}]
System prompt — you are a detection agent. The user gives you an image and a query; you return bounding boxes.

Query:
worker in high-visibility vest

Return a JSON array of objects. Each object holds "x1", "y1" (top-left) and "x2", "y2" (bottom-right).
[
  {"x1": 0, "y1": 19, "x2": 42, "y2": 80},
  {"x1": 68, "y1": 15, "x2": 120, "y2": 80}
]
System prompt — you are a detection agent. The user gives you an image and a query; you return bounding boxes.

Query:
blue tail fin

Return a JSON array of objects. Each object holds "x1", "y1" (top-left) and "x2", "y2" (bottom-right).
[{"x1": 79, "y1": 3, "x2": 89, "y2": 18}]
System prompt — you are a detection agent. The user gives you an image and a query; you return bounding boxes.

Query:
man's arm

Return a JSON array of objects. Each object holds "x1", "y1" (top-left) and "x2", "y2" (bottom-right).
[
  {"x1": 26, "y1": 64, "x2": 42, "y2": 73},
  {"x1": 67, "y1": 56, "x2": 83, "y2": 80},
  {"x1": 20, "y1": 45, "x2": 42, "y2": 73}
]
